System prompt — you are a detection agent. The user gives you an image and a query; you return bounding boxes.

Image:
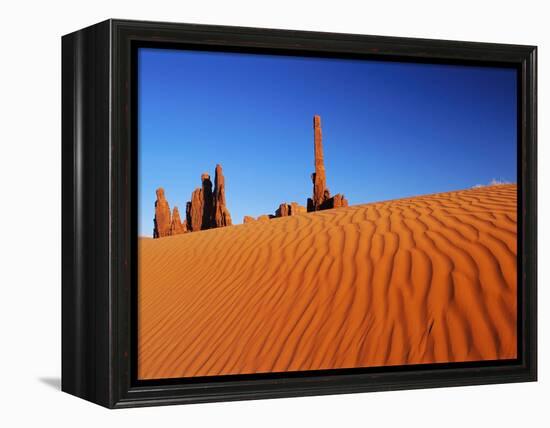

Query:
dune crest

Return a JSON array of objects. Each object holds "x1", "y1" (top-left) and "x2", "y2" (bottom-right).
[{"x1": 138, "y1": 184, "x2": 517, "y2": 380}]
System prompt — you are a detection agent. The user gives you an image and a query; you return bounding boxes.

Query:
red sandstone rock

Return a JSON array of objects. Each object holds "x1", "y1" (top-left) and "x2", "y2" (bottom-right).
[
  {"x1": 154, "y1": 116, "x2": 348, "y2": 237},
  {"x1": 275, "y1": 202, "x2": 306, "y2": 217},
  {"x1": 307, "y1": 116, "x2": 348, "y2": 212},
  {"x1": 170, "y1": 206, "x2": 187, "y2": 235},
  {"x1": 153, "y1": 188, "x2": 171, "y2": 238},
  {"x1": 291, "y1": 202, "x2": 307, "y2": 214},
  {"x1": 332, "y1": 194, "x2": 348, "y2": 208},
  {"x1": 243, "y1": 216, "x2": 256, "y2": 224},
  {"x1": 188, "y1": 187, "x2": 204, "y2": 232},
  {"x1": 183, "y1": 165, "x2": 233, "y2": 232},
  {"x1": 214, "y1": 164, "x2": 232, "y2": 227},
  {"x1": 276, "y1": 203, "x2": 290, "y2": 217},
  {"x1": 308, "y1": 115, "x2": 332, "y2": 212}
]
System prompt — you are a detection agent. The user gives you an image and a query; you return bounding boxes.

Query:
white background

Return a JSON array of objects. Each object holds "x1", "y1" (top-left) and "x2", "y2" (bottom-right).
[{"x1": 0, "y1": 0, "x2": 547, "y2": 426}]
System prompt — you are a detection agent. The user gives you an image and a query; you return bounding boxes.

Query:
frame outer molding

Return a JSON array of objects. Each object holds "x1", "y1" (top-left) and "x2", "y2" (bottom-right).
[
  {"x1": 62, "y1": 19, "x2": 112, "y2": 407},
  {"x1": 62, "y1": 19, "x2": 537, "y2": 408}
]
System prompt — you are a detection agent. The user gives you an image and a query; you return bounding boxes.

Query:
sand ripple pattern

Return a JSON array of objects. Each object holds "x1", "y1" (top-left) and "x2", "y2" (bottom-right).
[{"x1": 138, "y1": 185, "x2": 517, "y2": 379}]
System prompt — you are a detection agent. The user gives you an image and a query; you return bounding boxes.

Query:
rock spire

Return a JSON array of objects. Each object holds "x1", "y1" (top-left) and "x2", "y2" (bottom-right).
[
  {"x1": 153, "y1": 188, "x2": 172, "y2": 238},
  {"x1": 311, "y1": 115, "x2": 328, "y2": 209},
  {"x1": 214, "y1": 164, "x2": 232, "y2": 227},
  {"x1": 307, "y1": 115, "x2": 348, "y2": 211},
  {"x1": 170, "y1": 206, "x2": 187, "y2": 235},
  {"x1": 186, "y1": 174, "x2": 210, "y2": 232}
]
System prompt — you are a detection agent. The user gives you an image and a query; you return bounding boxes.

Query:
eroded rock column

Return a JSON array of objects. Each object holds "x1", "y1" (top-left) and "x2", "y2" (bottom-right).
[
  {"x1": 153, "y1": 188, "x2": 171, "y2": 238},
  {"x1": 214, "y1": 164, "x2": 232, "y2": 227},
  {"x1": 170, "y1": 206, "x2": 187, "y2": 235},
  {"x1": 308, "y1": 115, "x2": 332, "y2": 212}
]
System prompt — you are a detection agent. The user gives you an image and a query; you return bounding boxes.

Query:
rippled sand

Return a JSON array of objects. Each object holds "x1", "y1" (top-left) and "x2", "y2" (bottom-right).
[{"x1": 138, "y1": 184, "x2": 517, "y2": 380}]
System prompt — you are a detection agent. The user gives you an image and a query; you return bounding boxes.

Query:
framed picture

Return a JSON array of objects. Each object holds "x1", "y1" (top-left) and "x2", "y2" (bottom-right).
[{"x1": 62, "y1": 19, "x2": 537, "y2": 408}]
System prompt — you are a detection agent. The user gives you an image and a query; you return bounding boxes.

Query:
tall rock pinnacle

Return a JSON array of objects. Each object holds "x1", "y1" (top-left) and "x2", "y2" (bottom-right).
[
  {"x1": 153, "y1": 188, "x2": 172, "y2": 238},
  {"x1": 307, "y1": 115, "x2": 348, "y2": 212},
  {"x1": 214, "y1": 164, "x2": 232, "y2": 227},
  {"x1": 188, "y1": 187, "x2": 204, "y2": 232},
  {"x1": 312, "y1": 115, "x2": 329, "y2": 209},
  {"x1": 201, "y1": 173, "x2": 215, "y2": 229}
]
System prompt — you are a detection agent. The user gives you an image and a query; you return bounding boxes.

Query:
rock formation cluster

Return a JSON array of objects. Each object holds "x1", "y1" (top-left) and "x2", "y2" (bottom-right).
[
  {"x1": 154, "y1": 116, "x2": 348, "y2": 236},
  {"x1": 153, "y1": 164, "x2": 232, "y2": 238}
]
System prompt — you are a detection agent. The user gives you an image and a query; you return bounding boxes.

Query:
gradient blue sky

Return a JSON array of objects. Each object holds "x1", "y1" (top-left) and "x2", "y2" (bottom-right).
[{"x1": 138, "y1": 48, "x2": 517, "y2": 236}]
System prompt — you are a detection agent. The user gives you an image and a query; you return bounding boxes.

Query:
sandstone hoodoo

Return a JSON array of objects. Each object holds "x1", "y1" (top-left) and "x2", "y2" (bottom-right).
[
  {"x1": 186, "y1": 168, "x2": 232, "y2": 232},
  {"x1": 170, "y1": 207, "x2": 187, "y2": 235},
  {"x1": 214, "y1": 164, "x2": 232, "y2": 227},
  {"x1": 306, "y1": 115, "x2": 348, "y2": 212},
  {"x1": 186, "y1": 173, "x2": 214, "y2": 232},
  {"x1": 186, "y1": 188, "x2": 203, "y2": 232},
  {"x1": 242, "y1": 115, "x2": 347, "y2": 223},
  {"x1": 154, "y1": 164, "x2": 233, "y2": 238},
  {"x1": 153, "y1": 188, "x2": 172, "y2": 238},
  {"x1": 276, "y1": 203, "x2": 291, "y2": 218},
  {"x1": 200, "y1": 173, "x2": 215, "y2": 229}
]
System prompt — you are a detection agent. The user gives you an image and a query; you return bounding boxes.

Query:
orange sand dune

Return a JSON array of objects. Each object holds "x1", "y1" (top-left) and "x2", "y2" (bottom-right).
[{"x1": 138, "y1": 184, "x2": 517, "y2": 380}]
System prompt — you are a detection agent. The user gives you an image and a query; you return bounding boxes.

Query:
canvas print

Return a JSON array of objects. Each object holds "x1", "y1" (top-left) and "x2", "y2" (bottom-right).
[{"x1": 137, "y1": 48, "x2": 518, "y2": 380}]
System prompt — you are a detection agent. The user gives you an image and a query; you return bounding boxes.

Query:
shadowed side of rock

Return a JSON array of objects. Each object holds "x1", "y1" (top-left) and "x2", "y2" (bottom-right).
[
  {"x1": 201, "y1": 173, "x2": 215, "y2": 229},
  {"x1": 308, "y1": 193, "x2": 349, "y2": 211}
]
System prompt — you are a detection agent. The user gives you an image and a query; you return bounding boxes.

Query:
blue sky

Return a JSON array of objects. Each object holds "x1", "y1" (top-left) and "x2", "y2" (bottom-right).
[{"x1": 138, "y1": 48, "x2": 517, "y2": 236}]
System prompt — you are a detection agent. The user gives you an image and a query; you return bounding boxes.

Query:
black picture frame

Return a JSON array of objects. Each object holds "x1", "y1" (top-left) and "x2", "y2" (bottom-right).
[{"x1": 62, "y1": 19, "x2": 537, "y2": 408}]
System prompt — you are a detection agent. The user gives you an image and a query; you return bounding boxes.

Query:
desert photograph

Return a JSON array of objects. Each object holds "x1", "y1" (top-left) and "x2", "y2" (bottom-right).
[{"x1": 137, "y1": 48, "x2": 518, "y2": 380}]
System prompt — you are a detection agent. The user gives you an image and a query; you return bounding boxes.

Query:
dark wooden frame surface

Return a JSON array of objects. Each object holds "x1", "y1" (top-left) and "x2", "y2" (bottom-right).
[{"x1": 62, "y1": 19, "x2": 537, "y2": 408}]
